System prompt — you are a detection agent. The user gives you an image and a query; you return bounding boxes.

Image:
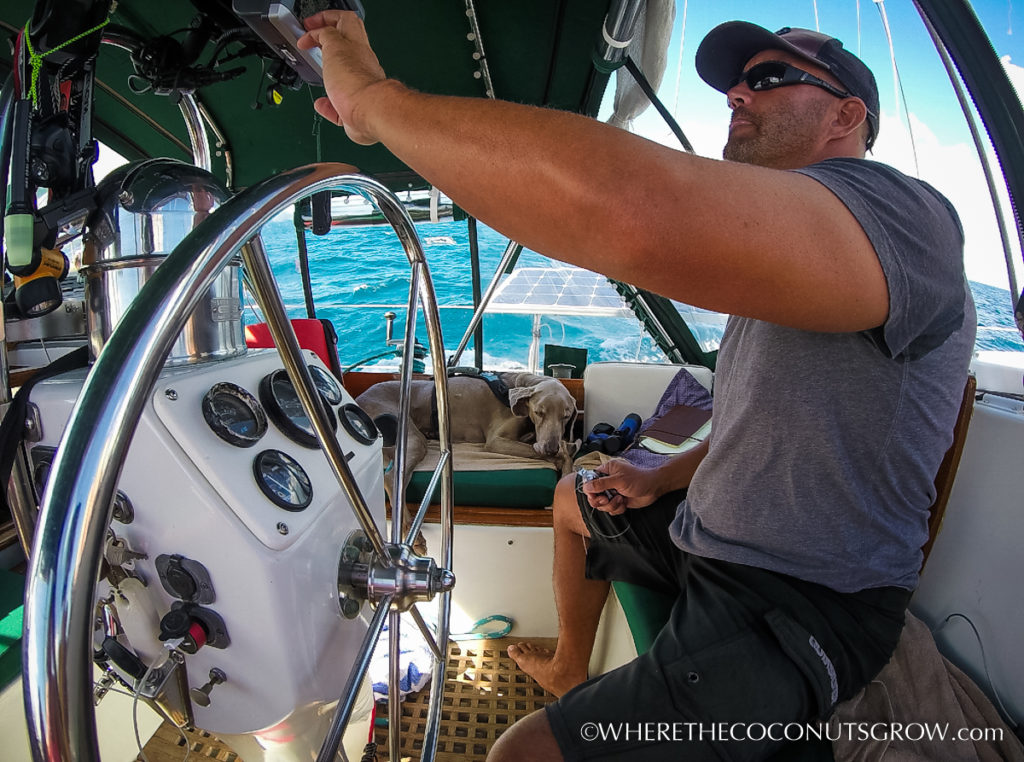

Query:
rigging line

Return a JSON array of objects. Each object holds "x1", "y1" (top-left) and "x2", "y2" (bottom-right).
[
  {"x1": 671, "y1": 0, "x2": 688, "y2": 118},
  {"x1": 813, "y1": 0, "x2": 821, "y2": 33},
  {"x1": 874, "y1": 0, "x2": 920, "y2": 176},
  {"x1": 857, "y1": 0, "x2": 862, "y2": 57},
  {"x1": 624, "y1": 56, "x2": 694, "y2": 153},
  {"x1": 539, "y1": 0, "x2": 567, "y2": 107},
  {"x1": 307, "y1": 82, "x2": 324, "y2": 163}
]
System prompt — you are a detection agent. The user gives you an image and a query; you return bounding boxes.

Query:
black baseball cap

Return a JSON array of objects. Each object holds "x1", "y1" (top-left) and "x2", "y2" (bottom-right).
[{"x1": 695, "y1": 21, "x2": 880, "y2": 149}]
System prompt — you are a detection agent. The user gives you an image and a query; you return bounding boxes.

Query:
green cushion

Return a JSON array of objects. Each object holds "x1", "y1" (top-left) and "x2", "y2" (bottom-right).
[
  {"x1": 0, "y1": 569, "x2": 25, "y2": 690},
  {"x1": 407, "y1": 468, "x2": 558, "y2": 507},
  {"x1": 612, "y1": 581, "x2": 676, "y2": 654}
]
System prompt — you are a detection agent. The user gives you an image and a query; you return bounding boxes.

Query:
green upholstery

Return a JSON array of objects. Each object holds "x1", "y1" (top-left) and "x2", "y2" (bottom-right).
[
  {"x1": 0, "y1": 569, "x2": 25, "y2": 690},
  {"x1": 407, "y1": 468, "x2": 558, "y2": 508},
  {"x1": 612, "y1": 581, "x2": 676, "y2": 654}
]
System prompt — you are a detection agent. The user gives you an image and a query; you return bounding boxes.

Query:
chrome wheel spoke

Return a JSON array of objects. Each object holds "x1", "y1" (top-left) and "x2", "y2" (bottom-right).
[
  {"x1": 409, "y1": 605, "x2": 443, "y2": 661},
  {"x1": 317, "y1": 595, "x2": 393, "y2": 762},
  {"x1": 405, "y1": 450, "x2": 451, "y2": 548},
  {"x1": 388, "y1": 609, "x2": 403, "y2": 762},
  {"x1": 240, "y1": 235, "x2": 390, "y2": 559}
]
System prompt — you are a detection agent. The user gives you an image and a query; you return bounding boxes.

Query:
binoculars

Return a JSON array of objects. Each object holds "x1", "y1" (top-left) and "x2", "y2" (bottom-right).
[{"x1": 582, "y1": 413, "x2": 642, "y2": 455}]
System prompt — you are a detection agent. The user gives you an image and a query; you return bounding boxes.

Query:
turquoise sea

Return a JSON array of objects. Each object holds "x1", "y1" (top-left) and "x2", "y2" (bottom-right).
[{"x1": 256, "y1": 217, "x2": 1024, "y2": 371}]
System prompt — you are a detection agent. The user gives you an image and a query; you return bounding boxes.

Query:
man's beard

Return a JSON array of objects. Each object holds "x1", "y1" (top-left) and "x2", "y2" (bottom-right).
[{"x1": 723, "y1": 99, "x2": 830, "y2": 168}]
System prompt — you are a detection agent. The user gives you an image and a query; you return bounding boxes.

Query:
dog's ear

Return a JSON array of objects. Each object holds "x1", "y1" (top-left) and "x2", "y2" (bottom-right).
[
  {"x1": 566, "y1": 404, "x2": 579, "y2": 438},
  {"x1": 374, "y1": 413, "x2": 399, "y2": 447},
  {"x1": 508, "y1": 386, "x2": 535, "y2": 417}
]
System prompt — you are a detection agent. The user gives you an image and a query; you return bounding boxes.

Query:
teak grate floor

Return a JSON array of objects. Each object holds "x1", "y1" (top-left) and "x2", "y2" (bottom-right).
[
  {"x1": 142, "y1": 637, "x2": 555, "y2": 761},
  {"x1": 142, "y1": 723, "x2": 239, "y2": 762},
  {"x1": 374, "y1": 637, "x2": 558, "y2": 761}
]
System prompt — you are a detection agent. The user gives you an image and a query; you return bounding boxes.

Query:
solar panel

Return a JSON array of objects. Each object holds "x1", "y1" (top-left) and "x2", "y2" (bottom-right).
[{"x1": 489, "y1": 267, "x2": 633, "y2": 316}]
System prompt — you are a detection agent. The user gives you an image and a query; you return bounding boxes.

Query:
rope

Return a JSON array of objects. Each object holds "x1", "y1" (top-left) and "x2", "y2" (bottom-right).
[
  {"x1": 22, "y1": 17, "x2": 110, "y2": 106},
  {"x1": 451, "y1": 615, "x2": 513, "y2": 640}
]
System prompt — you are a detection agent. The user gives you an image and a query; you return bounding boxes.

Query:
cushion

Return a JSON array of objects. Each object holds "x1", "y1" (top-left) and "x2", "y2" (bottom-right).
[
  {"x1": 407, "y1": 442, "x2": 559, "y2": 508},
  {"x1": 583, "y1": 362, "x2": 713, "y2": 432},
  {"x1": 611, "y1": 581, "x2": 676, "y2": 654},
  {"x1": 407, "y1": 468, "x2": 558, "y2": 507},
  {"x1": 0, "y1": 569, "x2": 24, "y2": 690}
]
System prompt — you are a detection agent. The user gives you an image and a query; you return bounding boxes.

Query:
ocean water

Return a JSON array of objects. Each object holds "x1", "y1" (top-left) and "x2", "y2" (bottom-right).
[{"x1": 255, "y1": 217, "x2": 1024, "y2": 370}]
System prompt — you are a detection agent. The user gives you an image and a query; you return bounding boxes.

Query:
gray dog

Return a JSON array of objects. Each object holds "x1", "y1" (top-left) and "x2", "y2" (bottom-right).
[{"x1": 356, "y1": 371, "x2": 578, "y2": 543}]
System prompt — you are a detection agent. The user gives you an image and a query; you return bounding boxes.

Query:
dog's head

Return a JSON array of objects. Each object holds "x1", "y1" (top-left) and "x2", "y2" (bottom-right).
[{"x1": 509, "y1": 377, "x2": 578, "y2": 456}]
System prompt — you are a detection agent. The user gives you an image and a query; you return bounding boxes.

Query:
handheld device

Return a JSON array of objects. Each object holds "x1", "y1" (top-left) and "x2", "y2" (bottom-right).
[
  {"x1": 234, "y1": 0, "x2": 366, "y2": 86},
  {"x1": 577, "y1": 468, "x2": 617, "y2": 501}
]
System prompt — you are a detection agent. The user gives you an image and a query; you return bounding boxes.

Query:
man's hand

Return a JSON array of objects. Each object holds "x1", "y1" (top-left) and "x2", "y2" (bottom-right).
[
  {"x1": 581, "y1": 459, "x2": 664, "y2": 516},
  {"x1": 298, "y1": 11, "x2": 388, "y2": 144}
]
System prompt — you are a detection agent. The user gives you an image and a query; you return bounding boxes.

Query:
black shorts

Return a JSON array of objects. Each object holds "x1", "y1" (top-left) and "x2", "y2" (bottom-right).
[{"x1": 545, "y1": 482, "x2": 912, "y2": 761}]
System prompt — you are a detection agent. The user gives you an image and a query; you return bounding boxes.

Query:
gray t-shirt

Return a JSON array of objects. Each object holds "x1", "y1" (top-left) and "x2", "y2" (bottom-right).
[{"x1": 669, "y1": 158, "x2": 976, "y2": 593}]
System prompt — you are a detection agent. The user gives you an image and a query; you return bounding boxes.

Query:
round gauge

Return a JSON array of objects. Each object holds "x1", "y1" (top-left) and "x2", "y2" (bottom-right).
[
  {"x1": 340, "y1": 404, "x2": 379, "y2": 445},
  {"x1": 202, "y1": 382, "x2": 267, "y2": 447},
  {"x1": 252, "y1": 449, "x2": 313, "y2": 511},
  {"x1": 309, "y1": 365, "x2": 343, "y2": 406},
  {"x1": 259, "y1": 368, "x2": 336, "y2": 449}
]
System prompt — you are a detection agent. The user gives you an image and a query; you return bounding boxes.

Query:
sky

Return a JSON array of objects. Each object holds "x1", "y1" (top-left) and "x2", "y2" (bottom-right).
[
  {"x1": 601, "y1": 0, "x2": 1024, "y2": 290},
  {"x1": 598, "y1": 0, "x2": 1024, "y2": 290},
  {"x1": 92, "y1": 1, "x2": 1024, "y2": 290}
]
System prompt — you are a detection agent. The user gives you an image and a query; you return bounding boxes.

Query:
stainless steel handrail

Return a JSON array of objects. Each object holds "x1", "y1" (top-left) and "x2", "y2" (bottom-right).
[
  {"x1": 101, "y1": 29, "x2": 214, "y2": 175},
  {"x1": 24, "y1": 163, "x2": 454, "y2": 760},
  {"x1": 179, "y1": 93, "x2": 212, "y2": 171}
]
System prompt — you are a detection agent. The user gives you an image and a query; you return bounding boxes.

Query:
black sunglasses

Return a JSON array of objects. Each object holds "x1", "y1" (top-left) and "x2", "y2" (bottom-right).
[{"x1": 731, "y1": 60, "x2": 853, "y2": 100}]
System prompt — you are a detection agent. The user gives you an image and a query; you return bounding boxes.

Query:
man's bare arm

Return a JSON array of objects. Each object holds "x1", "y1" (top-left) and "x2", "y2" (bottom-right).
[{"x1": 299, "y1": 12, "x2": 888, "y2": 334}]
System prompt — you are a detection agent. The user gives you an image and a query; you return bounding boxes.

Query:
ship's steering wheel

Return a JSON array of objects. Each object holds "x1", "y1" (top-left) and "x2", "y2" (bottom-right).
[{"x1": 22, "y1": 163, "x2": 454, "y2": 761}]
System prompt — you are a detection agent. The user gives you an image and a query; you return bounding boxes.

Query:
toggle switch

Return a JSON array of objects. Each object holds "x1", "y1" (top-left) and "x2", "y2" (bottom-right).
[{"x1": 190, "y1": 668, "x2": 227, "y2": 707}]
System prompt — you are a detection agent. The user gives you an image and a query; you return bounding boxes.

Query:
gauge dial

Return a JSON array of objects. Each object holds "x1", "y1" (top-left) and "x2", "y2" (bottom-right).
[
  {"x1": 309, "y1": 364, "x2": 343, "y2": 405},
  {"x1": 252, "y1": 449, "x2": 313, "y2": 511},
  {"x1": 259, "y1": 368, "x2": 336, "y2": 448},
  {"x1": 339, "y1": 404, "x2": 379, "y2": 445},
  {"x1": 202, "y1": 382, "x2": 267, "y2": 447}
]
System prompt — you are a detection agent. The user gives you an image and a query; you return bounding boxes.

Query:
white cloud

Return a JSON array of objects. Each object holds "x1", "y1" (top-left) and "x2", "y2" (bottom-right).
[{"x1": 870, "y1": 109, "x2": 1018, "y2": 290}]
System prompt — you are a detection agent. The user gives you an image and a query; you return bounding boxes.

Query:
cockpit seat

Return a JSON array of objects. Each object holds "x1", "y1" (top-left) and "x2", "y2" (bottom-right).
[{"x1": 245, "y1": 318, "x2": 344, "y2": 379}]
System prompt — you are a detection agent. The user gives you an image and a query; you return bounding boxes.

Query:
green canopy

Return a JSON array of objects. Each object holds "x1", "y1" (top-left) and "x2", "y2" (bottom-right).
[{"x1": 0, "y1": 1, "x2": 612, "y2": 189}]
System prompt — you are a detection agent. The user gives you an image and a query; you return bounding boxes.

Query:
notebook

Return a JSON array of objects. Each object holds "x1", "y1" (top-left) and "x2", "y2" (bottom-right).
[{"x1": 637, "y1": 405, "x2": 712, "y2": 455}]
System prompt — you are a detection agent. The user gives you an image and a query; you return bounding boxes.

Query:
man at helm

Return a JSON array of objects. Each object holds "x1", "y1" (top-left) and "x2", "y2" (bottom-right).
[{"x1": 301, "y1": 15, "x2": 974, "y2": 760}]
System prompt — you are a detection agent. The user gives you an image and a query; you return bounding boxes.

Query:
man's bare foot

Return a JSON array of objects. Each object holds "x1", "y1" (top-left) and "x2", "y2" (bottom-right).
[{"x1": 507, "y1": 642, "x2": 587, "y2": 697}]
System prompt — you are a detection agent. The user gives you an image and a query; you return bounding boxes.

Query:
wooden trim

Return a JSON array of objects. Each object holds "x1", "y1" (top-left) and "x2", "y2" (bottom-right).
[
  {"x1": 341, "y1": 371, "x2": 431, "y2": 399},
  {"x1": 390, "y1": 503, "x2": 553, "y2": 528},
  {"x1": 921, "y1": 375, "x2": 977, "y2": 567}
]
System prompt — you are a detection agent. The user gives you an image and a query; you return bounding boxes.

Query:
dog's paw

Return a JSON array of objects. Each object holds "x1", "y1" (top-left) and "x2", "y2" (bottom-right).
[
  {"x1": 411, "y1": 529, "x2": 429, "y2": 557},
  {"x1": 553, "y1": 440, "x2": 580, "y2": 476}
]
